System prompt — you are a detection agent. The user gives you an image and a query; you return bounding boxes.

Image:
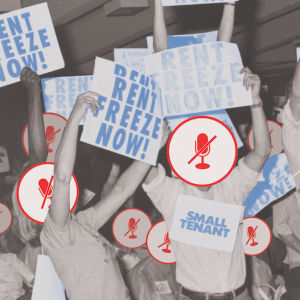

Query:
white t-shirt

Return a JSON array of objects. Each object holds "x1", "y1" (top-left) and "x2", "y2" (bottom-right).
[
  {"x1": 143, "y1": 158, "x2": 263, "y2": 293},
  {"x1": 41, "y1": 207, "x2": 130, "y2": 300}
]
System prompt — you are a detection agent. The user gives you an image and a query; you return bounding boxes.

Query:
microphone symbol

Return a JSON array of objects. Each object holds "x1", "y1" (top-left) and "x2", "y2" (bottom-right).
[
  {"x1": 38, "y1": 176, "x2": 54, "y2": 209},
  {"x1": 195, "y1": 133, "x2": 211, "y2": 169},
  {"x1": 158, "y1": 233, "x2": 172, "y2": 253},
  {"x1": 246, "y1": 226, "x2": 258, "y2": 246},
  {"x1": 128, "y1": 218, "x2": 138, "y2": 239},
  {"x1": 46, "y1": 126, "x2": 61, "y2": 153}
]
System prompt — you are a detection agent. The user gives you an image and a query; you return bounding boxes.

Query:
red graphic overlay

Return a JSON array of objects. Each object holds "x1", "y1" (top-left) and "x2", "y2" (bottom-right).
[{"x1": 17, "y1": 162, "x2": 78, "y2": 224}]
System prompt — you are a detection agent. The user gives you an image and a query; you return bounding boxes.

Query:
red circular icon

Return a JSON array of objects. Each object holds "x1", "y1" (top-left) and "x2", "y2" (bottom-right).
[
  {"x1": 167, "y1": 116, "x2": 238, "y2": 187},
  {"x1": 17, "y1": 162, "x2": 79, "y2": 224},
  {"x1": 22, "y1": 113, "x2": 67, "y2": 163},
  {"x1": 243, "y1": 217, "x2": 272, "y2": 256},
  {"x1": 248, "y1": 120, "x2": 283, "y2": 157},
  {"x1": 146, "y1": 220, "x2": 176, "y2": 264},
  {"x1": 0, "y1": 203, "x2": 12, "y2": 234},
  {"x1": 112, "y1": 208, "x2": 152, "y2": 249}
]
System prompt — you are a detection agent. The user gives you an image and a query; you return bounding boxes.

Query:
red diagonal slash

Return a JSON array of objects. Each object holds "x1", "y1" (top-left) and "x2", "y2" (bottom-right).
[
  {"x1": 188, "y1": 135, "x2": 217, "y2": 165},
  {"x1": 246, "y1": 226, "x2": 258, "y2": 245},
  {"x1": 41, "y1": 176, "x2": 54, "y2": 209},
  {"x1": 47, "y1": 129, "x2": 61, "y2": 141},
  {"x1": 124, "y1": 219, "x2": 140, "y2": 236},
  {"x1": 0, "y1": 211, "x2": 2, "y2": 214},
  {"x1": 269, "y1": 129, "x2": 274, "y2": 148},
  {"x1": 158, "y1": 241, "x2": 167, "y2": 248}
]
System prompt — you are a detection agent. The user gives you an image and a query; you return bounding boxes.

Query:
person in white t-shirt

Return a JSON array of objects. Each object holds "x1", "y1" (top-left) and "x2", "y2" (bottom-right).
[
  {"x1": 40, "y1": 91, "x2": 171, "y2": 300},
  {"x1": 142, "y1": 3, "x2": 271, "y2": 300}
]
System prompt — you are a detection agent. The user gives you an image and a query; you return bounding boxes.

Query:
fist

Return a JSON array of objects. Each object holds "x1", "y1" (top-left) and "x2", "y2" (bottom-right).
[
  {"x1": 20, "y1": 67, "x2": 41, "y2": 94},
  {"x1": 70, "y1": 91, "x2": 101, "y2": 122},
  {"x1": 240, "y1": 67, "x2": 261, "y2": 102}
]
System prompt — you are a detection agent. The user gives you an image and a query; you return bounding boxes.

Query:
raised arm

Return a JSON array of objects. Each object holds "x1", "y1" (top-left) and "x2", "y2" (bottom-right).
[
  {"x1": 289, "y1": 58, "x2": 300, "y2": 122},
  {"x1": 242, "y1": 68, "x2": 271, "y2": 173},
  {"x1": 217, "y1": 2, "x2": 236, "y2": 42},
  {"x1": 153, "y1": 0, "x2": 168, "y2": 53},
  {"x1": 21, "y1": 68, "x2": 48, "y2": 168},
  {"x1": 94, "y1": 120, "x2": 171, "y2": 228},
  {"x1": 49, "y1": 92, "x2": 101, "y2": 229}
]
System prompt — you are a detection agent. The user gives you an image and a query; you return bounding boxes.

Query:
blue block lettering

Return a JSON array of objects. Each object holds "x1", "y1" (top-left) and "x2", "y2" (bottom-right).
[
  {"x1": 152, "y1": 117, "x2": 161, "y2": 139},
  {"x1": 111, "y1": 77, "x2": 127, "y2": 101},
  {"x1": 120, "y1": 105, "x2": 133, "y2": 128},
  {"x1": 113, "y1": 128, "x2": 126, "y2": 150},
  {"x1": 95, "y1": 123, "x2": 113, "y2": 146},
  {"x1": 161, "y1": 51, "x2": 176, "y2": 71},
  {"x1": 140, "y1": 113, "x2": 152, "y2": 136}
]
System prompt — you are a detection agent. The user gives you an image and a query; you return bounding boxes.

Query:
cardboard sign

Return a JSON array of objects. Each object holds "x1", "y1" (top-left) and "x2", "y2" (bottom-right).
[
  {"x1": 146, "y1": 31, "x2": 218, "y2": 53},
  {"x1": 169, "y1": 194, "x2": 243, "y2": 252},
  {"x1": 144, "y1": 42, "x2": 252, "y2": 117},
  {"x1": 0, "y1": 3, "x2": 64, "y2": 87},
  {"x1": 166, "y1": 109, "x2": 243, "y2": 148},
  {"x1": 243, "y1": 153, "x2": 295, "y2": 218},
  {"x1": 162, "y1": 0, "x2": 238, "y2": 6},
  {"x1": 114, "y1": 49, "x2": 151, "y2": 74},
  {"x1": 31, "y1": 255, "x2": 66, "y2": 300},
  {"x1": 81, "y1": 57, "x2": 163, "y2": 166},
  {"x1": 42, "y1": 76, "x2": 93, "y2": 125}
]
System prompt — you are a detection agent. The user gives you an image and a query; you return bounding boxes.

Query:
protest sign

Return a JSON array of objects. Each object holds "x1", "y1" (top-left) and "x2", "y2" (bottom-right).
[
  {"x1": 31, "y1": 255, "x2": 66, "y2": 300},
  {"x1": 114, "y1": 49, "x2": 151, "y2": 74},
  {"x1": 162, "y1": 0, "x2": 238, "y2": 7},
  {"x1": 144, "y1": 42, "x2": 252, "y2": 117},
  {"x1": 297, "y1": 47, "x2": 300, "y2": 61},
  {"x1": 0, "y1": 3, "x2": 64, "y2": 87},
  {"x1": 42, "y1": 76, "x2": 93, "y2": 125},
  {"x1": 81, "y1": 57, "x2": 163, "y2": 166},
  {"x1": 243, "y1": 153, "x2": 295, "y2": 218},
  {"x1": 146, "y1": 31, "x2": 218, "y2": 53},
  {"x1": 169, "y1": 194, "x2": 243, "y2": 252},
  {"x1": 166, "y1": 109, "x2": 243, "y2": 148}
]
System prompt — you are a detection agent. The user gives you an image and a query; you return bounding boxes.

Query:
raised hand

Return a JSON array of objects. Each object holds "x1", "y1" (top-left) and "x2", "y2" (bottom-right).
[
  {"x1": 160, "y1": 119, "x2": 171, "y2": 150},
  {"x1": 20, "y1": 67, "x2": 41, "y2": 95},
  {"x1": 70, "y1": 91, "x2": 101, "y2": 122},
  {"x1": 240, "y1": 67, "x2": 261, "y2": 104}
]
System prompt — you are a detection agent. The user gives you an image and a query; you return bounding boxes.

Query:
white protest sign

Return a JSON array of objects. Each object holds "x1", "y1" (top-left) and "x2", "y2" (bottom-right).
[
  {"x1": 169, "y1": 194, "x2": 243, "y2": 252},
  {"x1": 114, "y1": 49, "x2": 151, "y2": 74},
  {"x1": 81, "y1": 57, "x2": 163, "y2": 166},
  {"x1": 145, "y1": 42, "x2": 252, "y2": 117},
  {"x1": 31, "y1": 255, "x2": 66, "y2": 300},
  {"x1": 0, "y1": 3, "x2": 64, "y2": 87},
  {"x1": 42, "y1": 76, "x2": 93, "y2": 125},
  {"x1": 146, "y1": 31, "x2": 218, "y2": 53},
  {"x1": 166, "y1": 109, "x2": 243, "y2": 148},
  {"x1": 162, "y1": 0, "x2": 238, "y2": 6}
]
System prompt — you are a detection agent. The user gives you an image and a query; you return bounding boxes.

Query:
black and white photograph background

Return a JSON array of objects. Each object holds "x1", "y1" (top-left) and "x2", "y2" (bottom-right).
[{"x1": 0, "y1": 0, "x2": 300, "y2": 299}]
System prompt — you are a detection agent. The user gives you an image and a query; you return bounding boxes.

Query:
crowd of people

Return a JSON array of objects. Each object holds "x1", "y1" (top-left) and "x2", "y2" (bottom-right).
[{"x1": 1, "y1": 0, "x2": 300, "y2": 299}]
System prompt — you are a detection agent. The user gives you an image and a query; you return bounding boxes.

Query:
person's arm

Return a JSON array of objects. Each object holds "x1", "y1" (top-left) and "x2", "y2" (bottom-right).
[
  {"x1": 101, "y1": 163, "x2": 121, "y2": 199},
  {"x1": 289, "y1": 58, "x2": 300, "y2": 122},
  {"x1": 279, "y1": 234, "x2": 300, "y2": 254},
  {"x1": 217, "y1": 2, "x2": 236, "y2": 42},
  {"x1": 241, "y1": 68, "x2": 271, "y2": 173},
  {"x1": 153, "y1": 0, "x2": 168, "y2": 53},
  {"x1": 94, "y1": 120, "x2": 171, "y2": 228},
  {"x1": 49, "y1": 92, "x2": 101, "y2": 229},
  {"x1": 14, "y1": 256, "x2": 35, "y2": 287},
  {"x1": 20, "y1": 68, "x2": 48, "y2": 169}
]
